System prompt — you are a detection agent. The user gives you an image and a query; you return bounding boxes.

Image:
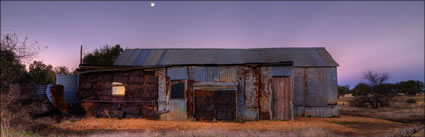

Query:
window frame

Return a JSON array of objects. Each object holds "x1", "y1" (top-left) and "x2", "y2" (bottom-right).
[{"x1": 170, "y1": 80, "x2": 186, "y2": 99}]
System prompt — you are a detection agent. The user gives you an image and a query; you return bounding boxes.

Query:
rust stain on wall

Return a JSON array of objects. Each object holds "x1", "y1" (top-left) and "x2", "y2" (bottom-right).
[
  {"x1": 259, "y1": 66, "x2": 272, "y2": 120},
  {"x1": 243, "y1": 66, "x2": 259, "y2": 120},
  {"x1": 186, "y1": 80, "x2": 194, "y2": 119}
]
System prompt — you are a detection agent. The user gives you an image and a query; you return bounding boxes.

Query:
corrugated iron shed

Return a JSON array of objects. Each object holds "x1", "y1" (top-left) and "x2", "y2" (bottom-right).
[{"x1": 114, "y1": 48, "x2": 339, "y2": 67}]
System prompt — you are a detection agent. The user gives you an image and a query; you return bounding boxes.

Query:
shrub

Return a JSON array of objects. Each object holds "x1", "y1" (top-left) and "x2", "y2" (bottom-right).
[
  {"x1": 349, "y1": 96, "x2": 391, "y2": 108},
  {"x1": 406, "y1": 99, "x2": 416, "y2": 104}
]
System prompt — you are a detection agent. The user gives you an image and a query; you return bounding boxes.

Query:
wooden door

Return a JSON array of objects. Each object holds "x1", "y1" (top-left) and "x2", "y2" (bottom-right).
[{"x1": 272, "y1": 77, "x2": 292, "y2": 120}]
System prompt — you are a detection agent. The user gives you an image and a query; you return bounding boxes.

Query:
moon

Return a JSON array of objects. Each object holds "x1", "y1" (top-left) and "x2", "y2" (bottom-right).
[{"x1": 151, "y1": 2, "x2": 155, "y2": 7}]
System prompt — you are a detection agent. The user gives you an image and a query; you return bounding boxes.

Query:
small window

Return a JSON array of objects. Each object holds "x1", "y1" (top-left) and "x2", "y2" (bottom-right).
[
  {"x1": 112, "y1": 82, "x2": 125, "y2": 96},
  {"x1": 171, "y1": 80, "x2": 185, "y2": 99}
]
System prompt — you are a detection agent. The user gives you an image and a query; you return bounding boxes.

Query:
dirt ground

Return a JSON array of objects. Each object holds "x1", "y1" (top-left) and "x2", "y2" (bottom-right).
[
  {"x1": 52, "y1": 115, "x2": 418, "y2": 137},
  {"x1": 50, "y1": 95, "x2": 425, "y2": 137}
]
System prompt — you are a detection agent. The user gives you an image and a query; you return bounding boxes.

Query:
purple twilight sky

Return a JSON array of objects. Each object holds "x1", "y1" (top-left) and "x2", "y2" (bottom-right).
[{"x1": 1, "y1": 1, "x2": 424, "y2": 88}]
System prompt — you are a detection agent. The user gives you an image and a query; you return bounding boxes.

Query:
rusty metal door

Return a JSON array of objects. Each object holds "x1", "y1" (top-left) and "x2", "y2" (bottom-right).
[
  {"x1": 194, "y1": 90, "x2": 236, "y2": 120},
  {"x1": 272, "y1": 77, "x2": 292, "y2": 120}
]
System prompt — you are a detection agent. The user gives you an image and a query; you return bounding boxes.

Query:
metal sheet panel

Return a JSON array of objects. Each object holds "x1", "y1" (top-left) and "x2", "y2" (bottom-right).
[
  {"x1": 164, "y1": 99, "x2": 188, "y2": 120},
  {"x1": 327, "y1": 67, "x2": 338, "y2": 105},
  {"x1": 56, "y1": 74, "x2": 78, "y2": 104},
  {"x1": 132, "y1": 50, "x2": 151, "y2": 66},
  {"x1": 270, "y1": 66, "x2": 293, "y2": 76},
  {"x1": 259, "y1": 66, "x2": 272, "y2": 120},
  {"x1": 143, "y1": 50, "x2": 164, "y2": 66},
  {"x1": 243, "y1": 108, "x2": 258, "y2": 120},
  {"x1": 219, "y1": 67, "x2": 237, "y2": 82},
  {"x1": 294, "y1": 106, "x2": 305, "y2": 117},
  {"x1": 35, "y1": 85, "x2": 47, "y2": 100},
  {"x1": 293, "y1": 68, "x2": 306, "y2": 106},
  {"x1": 304, "y1": 105, "x2": 338, "y2": 117},
  {"x1": 120, "y1": 49, "x2": 139, "y2": 66},
  {"x1": 192, "y1": 66, "x2": 220, "y2": 82},
  {"x1": 243, "y1": 67, "x2": 258, "y2": 108},
  {"x1": 167, "y1": 67, "x2": 188, "y2": 80},
  {"x1": 114, "y1": 48, "x2": 339, "y2": 67},
  {"x1": 243, "y1": 67, "x2": 259, "y2": 120},
  {"x1": 236, "y1": 66, "x2": 245, "y2": 120},
  {"x1": 193, "y1": 82, "x2": 237, "y2": 91},
  {"x1": 305, "y1": 68, "x2": 328, "y2": 107}
]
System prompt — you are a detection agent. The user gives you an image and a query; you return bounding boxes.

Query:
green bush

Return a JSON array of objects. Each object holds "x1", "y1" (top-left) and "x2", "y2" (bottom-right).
[{"x1": 406, "y1": 99, "x2": 416, "y2": 104}]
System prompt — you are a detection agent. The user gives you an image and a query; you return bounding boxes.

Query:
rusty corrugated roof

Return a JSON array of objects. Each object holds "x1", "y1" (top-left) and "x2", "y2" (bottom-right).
[{"x1": 114, "y1": 48, "x2": 339, "y2": 67}]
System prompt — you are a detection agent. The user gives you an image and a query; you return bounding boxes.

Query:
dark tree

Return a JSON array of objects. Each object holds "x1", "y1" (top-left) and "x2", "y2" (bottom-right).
[
  {"x1": 397, "y1": 80, "x2": 424, "y2": 96},
  {"x1": 352, "y1": 83, "x2": 371, "y2": 96},
  {"x1": 350, "y1": 71, "x2": 395, "y2": 109},
  {"x1": 28, "y1": 61, "x2": 56, "y2": 84},
  {"x1": 54, "y1": 66, "x2": 70, "y2": 75},
  {"x1": 82, "y1": 44, "x2": 124, "y2": 65},
  {"x1": 337, "y1": 85, "x2": 350, "y2": 98},
  {"x1": 0, "y1": 32, "x2": 45, "y2": 92}
]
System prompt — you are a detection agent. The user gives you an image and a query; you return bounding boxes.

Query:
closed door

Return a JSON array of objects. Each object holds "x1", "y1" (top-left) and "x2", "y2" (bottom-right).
[
  {"x1": 194, "y1": 90, "x2": 236, "y2": 120},
  {"x1": 272, "y1": 77, "x2": 292, "y2": 120}
]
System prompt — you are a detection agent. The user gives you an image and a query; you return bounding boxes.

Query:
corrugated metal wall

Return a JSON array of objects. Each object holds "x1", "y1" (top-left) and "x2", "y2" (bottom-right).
[
  {"x1": 305, "y1": 68, "x2": 327, "y2": 107},
  {"x1": 292, "y1": 67, "x2": 338, "y2": 117},
  {"x1": 157, "y1": 66, "x2": 338, "y2": 120},
  {"x1": 303, "y1": 105, "x2": 339, "y2": 117},
  {"x1": 243, "y1": 67, "x2": 259, "y2": 120},
  {"x1": 219, "y1": 67, "x2": 237, "y2": 82},
  {"x1": 192, "y1": 66, "x2": 220, "y2": 81},
  {"x1": 164, "y1": 100, "x2": 188, "y2": 120},
  {"x1": 270, "y1": 66, "x2": 293, "y2": 76},
  {"x1": 167, "y1": 67, "x2": 189, "y2": 80},
  {"x1": 35, "y1": 85, "x2": 47, "y2": 100},
  {"x1": 259, "y1": 66, "x2": 272, "y2": 120},
  {"x1": 236, "y1": 66, "x2": 245, "y2": 120},
  {"x1": 327, "y1": 68, "x2": 338, "y2": 105},
  {"x1": 56, "y1": 74, "x2": 78, "y2": 104},
  {"x1": 293, "y1": 68, "x2": 306, "y2": 106}
]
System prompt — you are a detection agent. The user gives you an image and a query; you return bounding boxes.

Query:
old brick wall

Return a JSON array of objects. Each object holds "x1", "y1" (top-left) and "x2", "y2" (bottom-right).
[{"x1": 78, "y1": 69, "x2": 158, "y2": 119}]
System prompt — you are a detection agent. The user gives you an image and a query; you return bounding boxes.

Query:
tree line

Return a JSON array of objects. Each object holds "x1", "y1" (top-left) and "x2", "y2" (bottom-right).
[
  {"x1": 338, "y1": 71, "x2": 424, "y2": 109},
  {"x1": 1, "y1": 32, "x2": 123, "y2": 93}
]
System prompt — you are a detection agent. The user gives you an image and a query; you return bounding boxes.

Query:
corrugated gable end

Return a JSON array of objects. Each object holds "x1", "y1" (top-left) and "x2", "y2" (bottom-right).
[{"x1": 317, "y1": 48, "x2": 339, "y2": 66}]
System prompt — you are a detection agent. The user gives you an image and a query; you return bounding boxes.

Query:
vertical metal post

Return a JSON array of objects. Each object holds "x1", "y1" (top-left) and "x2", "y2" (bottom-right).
[
  {"x1": 80, "y1": 45, "x2": 83, "y2": 65},
  {"x1": 290, "y1": 101, "x2": 294, "y2": 121}
]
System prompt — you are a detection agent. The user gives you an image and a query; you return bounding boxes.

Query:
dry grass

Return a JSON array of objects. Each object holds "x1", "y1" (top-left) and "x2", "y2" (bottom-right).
[
  {"x1": 0, "y1": 93, "x2": 59, "y2": 137},
  {"x1": 78, "y1": 128, "x2": 337, "y2": 137},
  {"x1": 53, "y1": 115, "x2": 411, "y2": 137},
  {"x1": 2, "y1": 92, "x2": 423, "y2": 137},
  {"x1": 1, "y1": 111, "x2": 11, "y2": 137},
  {"x1": 339, "y1": 95, "x2": 425, "y2": 123}
]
